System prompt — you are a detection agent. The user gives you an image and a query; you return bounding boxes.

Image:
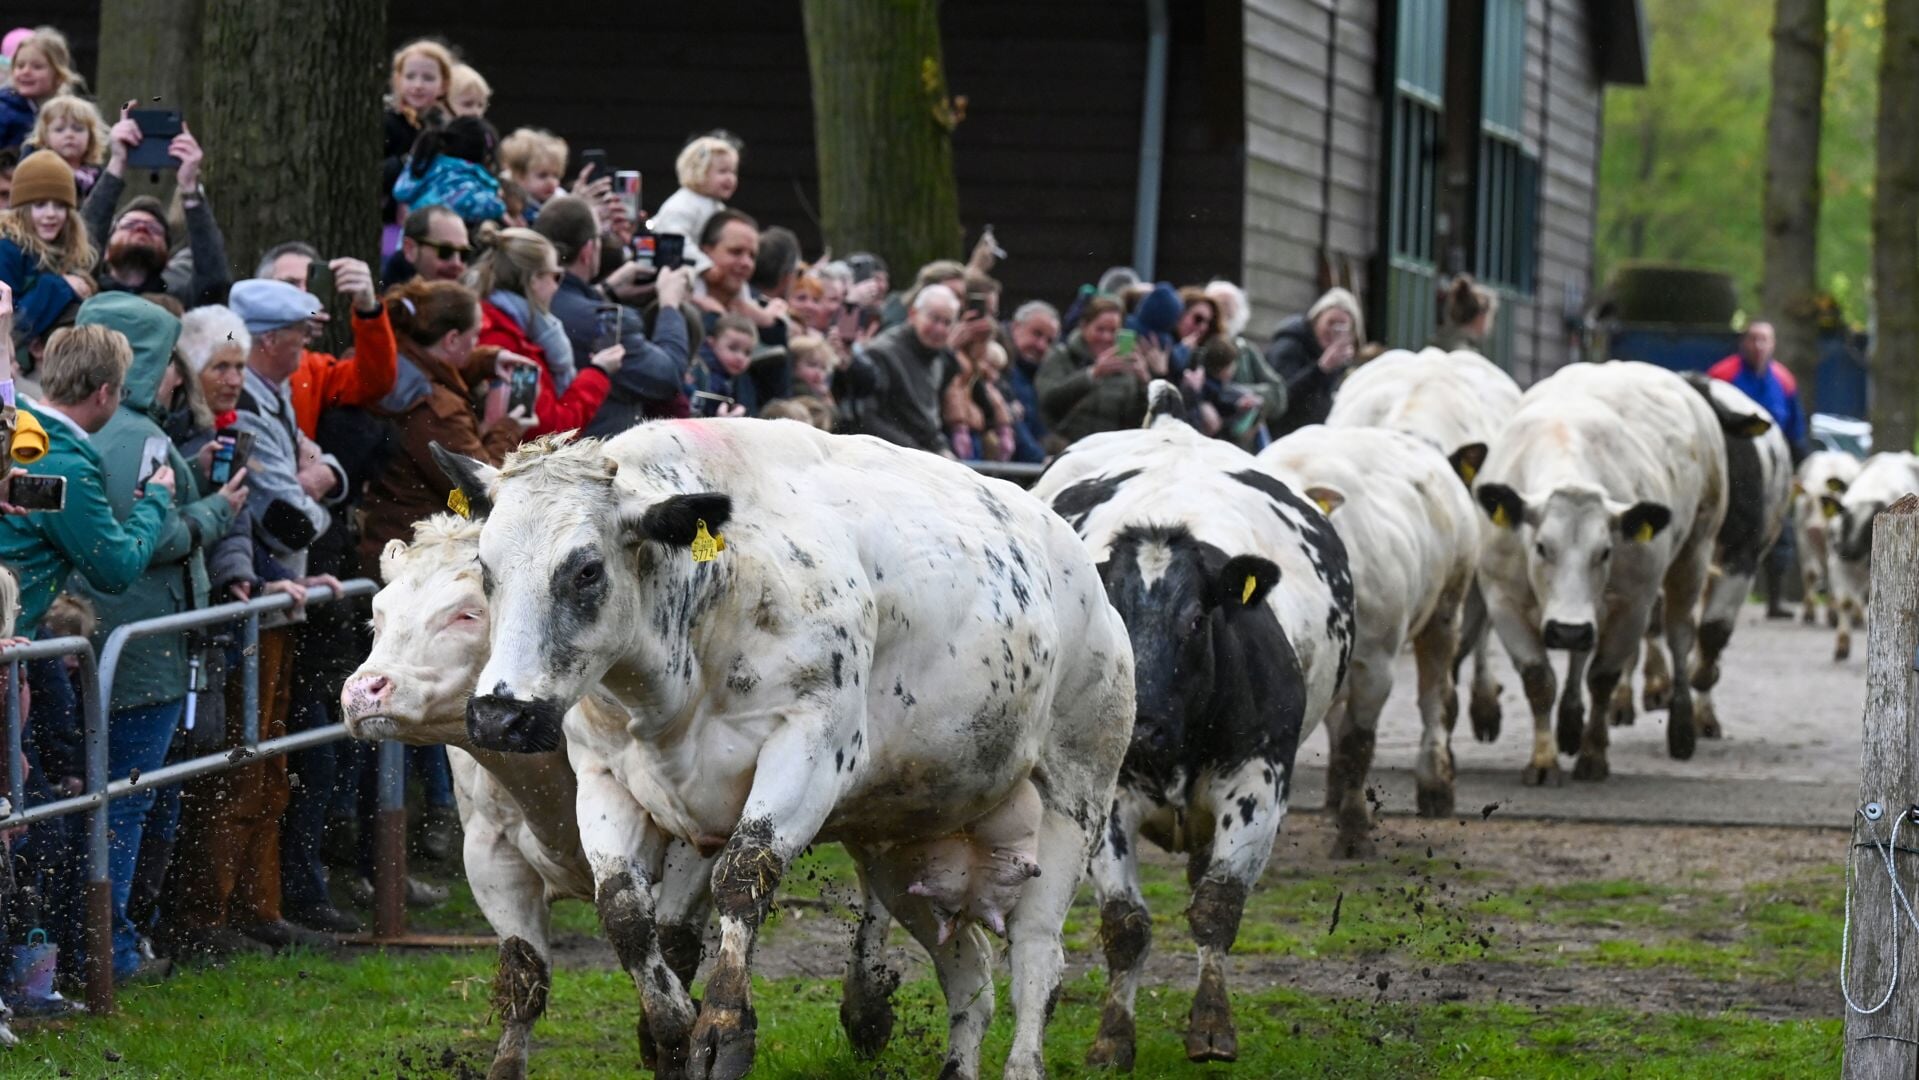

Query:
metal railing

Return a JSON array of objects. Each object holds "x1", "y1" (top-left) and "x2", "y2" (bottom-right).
[
  {"x1": 964, "y1": 459, "x2": 1046, "y2": 486},
  {"x1": 0, "y1": 579, "x2": 410, "y2": 1015}
]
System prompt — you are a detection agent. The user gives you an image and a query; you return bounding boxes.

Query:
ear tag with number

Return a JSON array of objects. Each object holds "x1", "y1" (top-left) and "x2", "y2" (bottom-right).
[
  {"x1": 1633, "y1": 521, "x2": 1655, "y2": 542},
  {"x1": 1241, "y1": 575, "x2": 1257, "y2": 605},
  {"x1": 1492, "y1": 504, "x2": 1510, "y2": 528},
  {"x1": 447, "y1": 489, "x2": 470, "y2": 518},
  {"x1": 691, "y1": 519, "x2": 726, "y2": 563}
]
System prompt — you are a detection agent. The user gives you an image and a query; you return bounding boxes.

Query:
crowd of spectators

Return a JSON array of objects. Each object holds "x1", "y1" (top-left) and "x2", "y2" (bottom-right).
[{"x1": 0, "y1": 25, "x2": 1447, "y2": 1013}]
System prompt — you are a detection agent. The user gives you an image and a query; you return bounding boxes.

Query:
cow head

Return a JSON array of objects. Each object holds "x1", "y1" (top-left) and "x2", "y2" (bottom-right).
[
  {"x1": 1097, "y1": 525, "x2": 1280, "y2": 769},
  {"x1": 341, "y1": 514, "x2": 489, "y2": 746},
  {"x1": 436, "y1": 438, "x2": 733, "y2": 754},
  {"x1": 1477, "y1": 482, "x2": 1671, "y2": 651}
]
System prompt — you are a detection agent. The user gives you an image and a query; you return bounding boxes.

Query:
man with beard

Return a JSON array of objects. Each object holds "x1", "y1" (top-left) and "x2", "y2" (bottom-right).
[{"x1": 81, "y1": 106, "x2": 230, "y2": 307}]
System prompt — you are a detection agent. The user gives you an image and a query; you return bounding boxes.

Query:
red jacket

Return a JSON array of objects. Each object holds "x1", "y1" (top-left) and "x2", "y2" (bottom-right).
[
  {"x1": 478, "y1": 299, "x2": 610, "y2": 438},
  {"x1": 1707, "y1": 354, "x2": 1798, "y2": 394},
  {"x1": 288, "y1": 307, "x2": 399, "y2": 437}
]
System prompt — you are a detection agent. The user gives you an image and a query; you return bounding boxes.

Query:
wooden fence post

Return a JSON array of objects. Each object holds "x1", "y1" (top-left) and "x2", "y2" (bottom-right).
[{"x1": 1843, "y1": 493, "x2": 1919, "y2": 1076}]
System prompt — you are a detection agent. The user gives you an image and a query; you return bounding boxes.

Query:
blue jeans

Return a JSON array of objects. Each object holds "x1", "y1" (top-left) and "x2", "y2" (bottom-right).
[
  {"x1": 280, "y1": 688, "x2": 339, "y2": 912},
  {"x1": 105, "y1": 700, "x2": 182, "y2": 979}
]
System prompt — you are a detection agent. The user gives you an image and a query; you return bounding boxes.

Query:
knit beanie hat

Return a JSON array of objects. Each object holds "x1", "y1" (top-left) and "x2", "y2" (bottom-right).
[
  {"x1": 11, "y1": 150, "x2": 76, "y2": 209},
  {"x1": 113, "y1": 196, "x2": 170, "y2": 246},
  {"x1": 1307, "y1": 287, "x2": 1366, "y2": 345}
]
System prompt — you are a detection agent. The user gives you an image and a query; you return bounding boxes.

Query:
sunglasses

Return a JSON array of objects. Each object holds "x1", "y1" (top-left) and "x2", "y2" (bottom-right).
[{"x1": 425, "y1": 241, "x2": 471, "y2": 260}]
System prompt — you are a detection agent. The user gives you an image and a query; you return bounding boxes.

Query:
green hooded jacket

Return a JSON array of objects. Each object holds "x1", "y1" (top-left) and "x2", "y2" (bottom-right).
[{"x1": 74, "y1": 293, "x2": 234, "y2": 711}]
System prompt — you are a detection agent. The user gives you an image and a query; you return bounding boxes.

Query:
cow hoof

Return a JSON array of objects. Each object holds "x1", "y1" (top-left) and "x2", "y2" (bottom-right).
[
  {"x1": 687, "y1": 1003, "x2": 756, "y2": 1080},
  {"x1": 1415, "y1": 786, "x2": 1454, "y2": 819},
  {"x1": 1571, "y1": 753, "x2": 1609, "y2": 782},
  {"x1": 1668, "y1": 719, "x2": 1697, "y2": 761},
  {"x1": 485, "y1": 1056, "x2": 528, "y2": 1080},
  {"x1": 1331, "y1": 829, "x2": 1377, "y2": 860},
  {"x1": 1555, "y1": 710, "x2": 1584, "y2": 757},
  {"x1": 1609, "y1": 696, "x2": 1635, "y2": 727},
  {"x1": 1835, "y1": 636, "x2": 1851, "y2": 662},
  {"x1": 840, "y1": 965, "x2": 899, "y2": 1059},
  {"x1": 1642, "y1": 680, "x2": 1672, "y2": 712},
  {"x1": 1086, "y1": 1006, "x2": 1137, "y2": 1071},
  {"x1": 1470, "y1": 692, "x2": 1502, "y2": 743},
  {"x1": 1827, "y1": 608, "x2": 1840, "y2": 628},
  {"x1": 1698, "y1": 710, "x2": 1722, "y2": 740},
  {"x1": 1185, "y1": 1026, "x2": 1239, "y2": 1064},
  {"x1": 1521, "y1": 762, "x2": 1562, "y2": 787}
]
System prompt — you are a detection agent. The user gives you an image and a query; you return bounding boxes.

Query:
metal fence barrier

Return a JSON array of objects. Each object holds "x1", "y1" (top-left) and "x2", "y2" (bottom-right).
[
  {"x1": 0, "y1": 579, "x2": 410, "y2": 1015},
  {"x1": 964, "y1": 459, "x2": 1046, "y2": 487}
]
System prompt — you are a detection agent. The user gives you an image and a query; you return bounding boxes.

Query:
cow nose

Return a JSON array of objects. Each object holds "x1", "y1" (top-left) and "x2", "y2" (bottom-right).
[
  {"x1": 1541, "y1": 620, "x2": 1596, "y2": 651},
  {"x1": 466, "y1": 694, "x2": 563, "y2": 754},
  {"x1": 342, "y1": 673, "x2": 391, "y2": 717}
]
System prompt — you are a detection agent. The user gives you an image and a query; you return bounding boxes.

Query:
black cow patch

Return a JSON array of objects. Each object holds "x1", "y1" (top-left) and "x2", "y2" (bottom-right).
[
  {"x1": 544, "y1": 546, "x2": 609, "y2": 673},
  {"x1": 1050, "y1": 469, "x2": 1143, "y2": 530},
  {"x1": 1716, "y1": 429, "x2": 1770, "y2": 576}
]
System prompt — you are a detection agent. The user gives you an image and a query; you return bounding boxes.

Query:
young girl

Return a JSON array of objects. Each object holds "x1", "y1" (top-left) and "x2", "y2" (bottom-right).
[
  {"x1": 29, "y1": 95, "x2": 105, "y2": 200},
  {"x1": 382, "y1": 39, "x2": 455, "y2": 247},
  {"x1": 648, "y1": 134, "x2": 740, "y2": 246},
  {"x1": 0, "y1": 29, "x2": 80, "y2": 153},
  {"x1": 0, "y1": 150, "x2": 93, "y2": 342},
  {"x1": 498, "y1": 128, "x2": 567, "y2": 221},
  {"x1": 392, "y1": 116, "x2": 506, "y2": 227},
  {"x1": 448, "y1": 64, "x2": 491, "y2": 119}
]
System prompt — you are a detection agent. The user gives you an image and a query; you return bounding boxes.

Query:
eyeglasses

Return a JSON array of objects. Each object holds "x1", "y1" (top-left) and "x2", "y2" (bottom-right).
[
  {"x1": 426, "y1": 242, "x2": 471, "y2": 260},
  {"x1": 118, "y1": 218, "x2": 165, "y2": 238}
]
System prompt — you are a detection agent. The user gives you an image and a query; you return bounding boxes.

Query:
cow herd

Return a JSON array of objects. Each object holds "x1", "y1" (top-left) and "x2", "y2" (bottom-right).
[{"x1": 335, "y1": 351, "x2": 1876, "y2": 1080}]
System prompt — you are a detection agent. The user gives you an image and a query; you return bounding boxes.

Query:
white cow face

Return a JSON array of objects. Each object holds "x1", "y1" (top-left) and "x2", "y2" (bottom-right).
[
  {"x1": 1478, "y1": 483, "x2": 1670, "y2": 651},
  {"x1": 435, "y1": 442, "x2": 733, "y2": 754},
  {"x1": 341, "y1": 532, "x2": 490, "y2": 745}
]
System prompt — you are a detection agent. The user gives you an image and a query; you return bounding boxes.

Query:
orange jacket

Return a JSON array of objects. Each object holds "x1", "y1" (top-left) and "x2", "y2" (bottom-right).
[{"x1": 287, "y1": 308, "x2": 399, "y2": 438}]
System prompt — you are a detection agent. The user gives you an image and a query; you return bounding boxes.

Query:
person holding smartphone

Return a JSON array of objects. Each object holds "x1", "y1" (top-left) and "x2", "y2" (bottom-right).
[
  {"x1": 81, "y1": 102, "x2": 231, "y2": 308},
  {"x1": 1262, "y1": 286, "x2": 1364, "y2": 437}
]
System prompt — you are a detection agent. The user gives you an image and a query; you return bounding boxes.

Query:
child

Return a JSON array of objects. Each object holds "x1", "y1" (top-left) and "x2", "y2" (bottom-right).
[
  {"x1": 0, "y1": 29, "x2": 80, "y2": 153},
  {"x1": 648, "y1": 134, "x2": 740, "y2": 249},
  {"x1": 28, "y1": 94, "x2": 104, "y2": 200},
  {"x1": 941, "y1": 340, "x2": 1014, "y2": 461},
  {"x1": 688, "y1": 314, "x2": 758, "y2": 417},
  {"x1": 498, "y1": 127, "x2": 567, "y2": 222},
  {"x1": 0, "y1": 151, "x2": 93, "y2": 343},
  {"x1": 448, "y1": 63, "x2": 491, "y2": 119},
  {"x1": 1195, "y1": 336, "x2": 1265, "y2": 448},
  {"x1": 392, "y1": 116, "x2": 506, "y2": 227},
  {"x1": 382, "y1": 39, "x2": 455, "y2": 248}
]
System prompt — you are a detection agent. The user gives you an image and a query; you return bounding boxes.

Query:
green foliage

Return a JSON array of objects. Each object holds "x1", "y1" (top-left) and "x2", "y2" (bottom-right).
[{"x1": 1599, "y1": 0, "x2": 1882, "y2": 322}]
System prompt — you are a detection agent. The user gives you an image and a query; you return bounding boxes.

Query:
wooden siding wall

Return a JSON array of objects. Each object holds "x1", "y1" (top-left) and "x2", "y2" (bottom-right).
[{"x1": 1242, "y1": 0, "x2": 1381, "y2": 337}]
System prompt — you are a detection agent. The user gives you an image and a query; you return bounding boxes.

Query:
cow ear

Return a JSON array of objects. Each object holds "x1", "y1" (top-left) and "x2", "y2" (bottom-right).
[
  {"x1": 430, "y1": 442, "x2": 498, "y2": 520},
  {"x1": 1725, "y1": 413, "x2": 1773, "y2": 438},
  {"x1": 1448, "y1": 443, "x2": 1489, "y2": 486},
  {"x1": 1618, "y1": 502, "x2": 1672, "y2": 543},
  {"x1": 632, "y1": 492, "x2": 733, "y2": 548},
  {"x1": 378, "y1": 539, "x2": 409, "y2": 584},
  {"x1": 1304, "y1": 485, "x2": 1345, "y2": 516},
  {"x1": 1477, "y1": 483, "x2": 1525, "y2": 530},
  {"x1": 1210, "y1": 554, "x2": 1280, "y2": 611}
]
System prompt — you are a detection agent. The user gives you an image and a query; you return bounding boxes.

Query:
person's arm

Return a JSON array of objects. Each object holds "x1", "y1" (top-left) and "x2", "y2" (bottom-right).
[
  {"x1": 611, "y1": 303, "x2": 688, "y2": 401},
  {"x1": 177, "y1": 195, "x2": 231, "y2": 308},
  {"x1": 317, "y1": 307, "x2": 399, "y2": 410},
  {"x1": 529, "y1": 363, "x2": 611, "y2": 438},
  {"x1": 234, "y1": 412, "x2": 328, "y2": 557},
  {"x1": 0, "y1": 242, "x2": 78, "y2": 340},
  {"x1": 80, "y1": 169, "x2": 123, "y2": 250},
  {"x1": 39, "y1": 454, "x2": 173, "y2": 595},
  {"x1": 1036, "y1": 347, "x2": 1095, "y2": 422}
]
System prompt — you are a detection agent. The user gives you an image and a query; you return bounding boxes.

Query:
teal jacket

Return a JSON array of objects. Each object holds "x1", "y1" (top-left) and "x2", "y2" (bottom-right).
[
  {"x1": 74, "y1": 293, "x2": 234, "y2": 710},
  {"x1": 0, "y1": 400, "x2": 172, "y2": 634}
]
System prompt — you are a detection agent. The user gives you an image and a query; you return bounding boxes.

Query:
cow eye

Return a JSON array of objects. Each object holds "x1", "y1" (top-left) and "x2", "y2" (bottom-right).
[
  {"x1": 576, "y1": 560, "x2": 605, "y2": 588},
  {"x1": 1534, "y1": 542, "x2": 1551, "y2": 561},
  {"x1": 1595, "y1": 546, "x2": 1612, "y2": 564}
]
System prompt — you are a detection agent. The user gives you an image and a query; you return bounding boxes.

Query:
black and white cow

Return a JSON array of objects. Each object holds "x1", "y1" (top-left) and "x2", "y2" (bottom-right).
[
  {"x1": 1474, "y1": 360, "x2": 1728, "y2": 783},
  {"x1": 436, "y1": 422, "x2": 1134, "y2": 1080},
  {"x1": 1826, "y1": 451, "x2": 1919, "y2": 661},
  {"x1": 1327, "y1": 346, "x2": 1522, "y2": 741},
  {"x1": 1792, "y1": 450, "x2": 1861, "y2": 632},
  {"x1": 1031, "y1": 385, "x2": 1353, "y2": 1067}
]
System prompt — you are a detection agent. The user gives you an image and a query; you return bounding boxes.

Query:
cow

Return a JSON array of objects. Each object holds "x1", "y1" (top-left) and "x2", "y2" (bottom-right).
[
  {"x1": 1256, "y1": 424, "x2": 1478, "y2": 853},
  {"x1": 434, "y1": 422, "x2": 1134, "y2": 1080},
  {"x1": 1327, "y1": 346, "x2": 1522, "y2": 742},
  {"x1": 1793, "y1": 450, "x2": 1862, "y2": 630},
  {"x1": 1472, "y1": 360, "x2": 1728, "y2": 783},
  {"x1": 1826, "y1": 451, "x2": 1919, "y2": 661},
  {"x1": 1031, "y1": 383, "x2": 1353, "y2": 1068},
  {"x1": 1619, "y1": 376, "x2": 1789, "y2": 740}
]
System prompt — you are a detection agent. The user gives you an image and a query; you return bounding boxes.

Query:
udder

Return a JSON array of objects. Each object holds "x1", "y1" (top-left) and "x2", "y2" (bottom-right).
[{"x1": 900, "y1": 778, "x2": 1043, "y2": 942}]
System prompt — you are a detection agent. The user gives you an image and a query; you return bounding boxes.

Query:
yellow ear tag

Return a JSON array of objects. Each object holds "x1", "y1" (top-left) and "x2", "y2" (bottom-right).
[
  {"x1": 1461, "y1": 463, "x2": 1477, "y2": 483},
  {"x1": 1633, "y1": 521, "x2": 1655, "y2": 543},
  {"x1": 1241, "y1": 575, "x2": 1257, "y2": 605},
  {"x1": 690, "y1": 520, "x2": 726, "y2": 563},
  {"x1": 447, "y1": 488, "x2": 470, "y2": 518},
  {"x1": 1823, "y1": 502, "x2": 1839, "y2": 520},
  {"x1": 1314, "y1": 497, "x2": 1334, "y2": 514},
  {"x1": 1491, "y1": 504, "x2": 1510, "y2": 528}
]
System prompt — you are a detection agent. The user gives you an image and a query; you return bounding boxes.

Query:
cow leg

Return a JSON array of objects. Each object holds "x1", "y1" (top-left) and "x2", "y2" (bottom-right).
[
  {"x1": 1640, "y1": 595, "x2": 1672, "y2": 711},
  {"x1": 858, "y1": 848, "x2": 997, "y2": 1080},
  {"x1": 1458, "y1": 584, "x2": 1503, "y2": 742},
  {"x1": 464, "y1": 815, "x2": 553, "y2": 1080},
  {"x1": 1328, "y1": 652, "x2": 1390, "y2": 857},
  {"x1": 1004, "y1": 789, "x2": 1102, "y2": 1080},
  {"x1": 1691, "y1": 578, "x2": 1746, "y2": 740},
  {"x1": 1486, "y1": 598, "x2": 1560, "y2": 785},
  {"x1": 1555, "y1": 647, "x2": 1590, "y2": 755},
  {"x1": 839, "y1": 856, "x2": 900, "y2": 1060},
  {"x1": 1182, "y1": 758, "x2": 1286, "y2": 1064},
  {"x1": 1085, "y1": 792, "x2": 1149, "y2": 1071},
  {"x1": 1574, "y1": 599, "x2": 1650, "y2": 782},
  {"x1": 577, "y1": 768, "x2": 695, "y2": 1079},
  {"x1": 1412, "y1": 609, "x2": 1462, "y2": 819},
  {"x1": 1661, "y1": 554, "x2": 1712, "y2": 762},
  {"x1": 1606, "y1": 639, "x2": 1636, "y2": 727}
]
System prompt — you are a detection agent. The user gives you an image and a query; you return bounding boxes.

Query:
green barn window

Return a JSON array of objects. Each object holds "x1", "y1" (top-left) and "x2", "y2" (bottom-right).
[
  {"x1": 1383, "y1": 0, "x2": 1448, "y2": 348},
  {"x1": 1475, "y1": 0, "x2": 1538, "y2": 295}
]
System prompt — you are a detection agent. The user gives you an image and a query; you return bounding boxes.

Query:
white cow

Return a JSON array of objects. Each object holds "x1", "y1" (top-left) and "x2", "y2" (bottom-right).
[
  {"x1": 1793, "y1": 450, "x2": 1862, "y2": 631},
  {"x1": 1473, "y1": 360, "x2": 1728, "y2": 783},
  {"x1": 1033, "y1": 386, "x2": 1353, "y2": 1067},
  {"x1": 437, "y1": 423, "x2": 1134, "y2": 1080},
  {"x1": 1328, "y1": 346, "x2": 1522, "y2": 741},
  {"x1": 1826, "y1": 451, "x2": 1919, "y2": 661},
  {"x1": 1257, "y1": 424, "x2": 1478, "y2": 852}
]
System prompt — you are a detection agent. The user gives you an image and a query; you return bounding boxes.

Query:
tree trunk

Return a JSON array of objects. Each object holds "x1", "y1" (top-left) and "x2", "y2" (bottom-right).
[
  {"x1": 96, "y1": 0, "x2": 205, "y2": 205},
  {"x1": 1874, "y1": 0, "x2": 1919, "y2": 452},
  {"x1": 197, "y1": 0, "x2": 383, "y2": 286},
  {"x1": 1759, "y1": 0, "x2": 1826, "y2": 415},
  {"x1": 800, "y1": 0, "x2": 962, "y2": 277}
]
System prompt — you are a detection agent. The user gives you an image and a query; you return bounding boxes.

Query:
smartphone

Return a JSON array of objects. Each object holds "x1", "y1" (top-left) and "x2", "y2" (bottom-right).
[
  {"x1": 208, "y1": 429, "x2": 254, "y2": 486},
  {"x1": 1230, "y1": 408, "x2": 1263, "y2": 438},
  {"x1": 691, "y1": 390, "x2": 735, "y2": 417},
  {"x1": 629, "y1": 231, "x2": 657, "y2": 272},
  {"x1": 1115, "y1": 329, "x2": 1137, "y2": 357},
  {"x1": 127, "y1": 108, "x2": 183, "y2": 170},
  {"x1": 963, "y1": 293, "x2": 989, "y2": 321},
  {"x1": 655, "y1": 232, "x2": 686, "y2": 272},
  {"x1": 613, "y1": 170, "x2": 642, "y2": 222},
  {"x1": 138, "y1": 435, "x2": 169, "y2": 483},
  {"x1": 10, "y1": 474, "x2": 65, "y2": 512},
  {"x1": 305, "y1": 260, "x2": 333, "y2": 305},
  {"x1": 506, "y1": 365, "x2": 541, "y2": 416},
  {"x1": 580, "y1": 148, "x2": 610, "y2": 180},
  {"x1": 592, "y1": 304, "x2": 621, "y2": 353}
]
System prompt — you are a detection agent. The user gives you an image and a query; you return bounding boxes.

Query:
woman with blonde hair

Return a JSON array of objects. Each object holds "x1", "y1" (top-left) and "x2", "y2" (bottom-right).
[
  {"x1": 469, "y1": 227, "x2": 624, "y2": 437},
  {"x1": 0, "y1": 150, "x2": 94, "y2": 341}
]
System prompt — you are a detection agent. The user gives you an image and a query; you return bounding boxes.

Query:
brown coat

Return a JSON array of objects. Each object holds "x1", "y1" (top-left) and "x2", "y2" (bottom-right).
[{"x1": 357, "y1": 346, "x2": 520, "y2": 565}]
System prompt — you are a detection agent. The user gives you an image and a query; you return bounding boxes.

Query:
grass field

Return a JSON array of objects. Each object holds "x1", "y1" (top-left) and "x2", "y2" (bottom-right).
[{"x1": 5, "y1": 816, "x2": 1845, "y2": 1078}]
